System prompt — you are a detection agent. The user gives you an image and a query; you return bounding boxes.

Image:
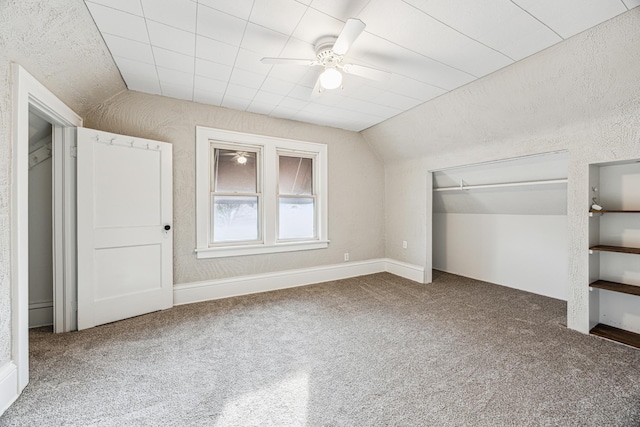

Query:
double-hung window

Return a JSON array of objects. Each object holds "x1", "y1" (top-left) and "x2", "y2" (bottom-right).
[{"x1": 196, "y1": 127, "x2": 328, "y2": 259}]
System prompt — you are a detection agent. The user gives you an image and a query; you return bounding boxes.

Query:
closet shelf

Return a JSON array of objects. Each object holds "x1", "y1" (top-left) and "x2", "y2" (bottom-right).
[
  {"x1": 589, "y1": 245, "x2": 640, "y2": 255},
  {"x1": 590, "y1": 280, "x2": 640, "y2": 296},
  {"x1": 589, "y1": 209, "x2": 640, "y2": 214},
  {"x1": 590, "y1": 323, "x2": 640, "y2": 349}
]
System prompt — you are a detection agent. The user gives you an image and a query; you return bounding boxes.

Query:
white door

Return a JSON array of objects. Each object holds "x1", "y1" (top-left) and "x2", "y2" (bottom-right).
[{"x1": 76, "y1": 128, "x2": 173, "y2": 330}]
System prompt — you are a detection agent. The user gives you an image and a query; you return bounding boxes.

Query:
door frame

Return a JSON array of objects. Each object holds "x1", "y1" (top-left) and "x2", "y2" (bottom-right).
[{"x1": 12, "y1": 64, "x2": 82, "y2": 391}]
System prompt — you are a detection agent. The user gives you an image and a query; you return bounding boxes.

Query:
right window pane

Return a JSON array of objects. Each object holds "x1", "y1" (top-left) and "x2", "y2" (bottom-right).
[{"x1": 278, "y1": 155, "x2": 315, "y2": 240}]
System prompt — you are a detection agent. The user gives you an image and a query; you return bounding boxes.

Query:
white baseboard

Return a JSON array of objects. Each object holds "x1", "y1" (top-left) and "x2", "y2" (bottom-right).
[
  {"x1": 174, "y1": 258, "x2": 424, "y2": 306},
  {"x1": 384, "y1": 259, "x2": 425, "y2": 283},
  {"x1": 0, "y1": 362, "x2": 18, "y2": 416},
  {"x1": 29, "y1": 301, "x2": 53, "y2": 328}
]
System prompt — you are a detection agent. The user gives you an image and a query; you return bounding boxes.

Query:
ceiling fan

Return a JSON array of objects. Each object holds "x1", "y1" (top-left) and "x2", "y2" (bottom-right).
[{"x1": 261, "y1": 19, "x2": 391, "y2": 94}]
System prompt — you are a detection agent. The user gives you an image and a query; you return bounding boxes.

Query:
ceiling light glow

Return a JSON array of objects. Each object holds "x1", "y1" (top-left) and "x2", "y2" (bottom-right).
[{"x1": 319, "y1": 68, "x2": 342, "y2": 90}]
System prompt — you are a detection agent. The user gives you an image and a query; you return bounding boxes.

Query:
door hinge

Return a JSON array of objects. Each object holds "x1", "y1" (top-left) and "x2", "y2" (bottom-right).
[{"x1": 70, "y1": 146, "x2": 77, "y2": 158}]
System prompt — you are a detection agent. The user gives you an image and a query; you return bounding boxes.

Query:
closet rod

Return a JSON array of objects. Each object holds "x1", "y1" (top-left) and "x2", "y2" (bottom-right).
[{"x1": 433, "y1": 178, "x2": 568, "y2": 192}]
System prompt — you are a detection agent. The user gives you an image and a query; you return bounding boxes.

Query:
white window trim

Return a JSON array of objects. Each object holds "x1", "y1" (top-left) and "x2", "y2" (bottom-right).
[{"x1": 195, "y1": 126, "x2": 329, "y2": 259}]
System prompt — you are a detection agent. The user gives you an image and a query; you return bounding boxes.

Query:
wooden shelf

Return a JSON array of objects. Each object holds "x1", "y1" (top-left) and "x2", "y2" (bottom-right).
[
  {"x1": 590, "y1": 210, "x2": 640, "y2": 213},
  {"x1": 589, "y1": 245, "x2": 640, "y2": 255},
  {"x1": 590, "y1": 280, "x2": 640, "y2": 296},
  {"x1": 590, "y1": 323, "x2": 640, "y2": 349}
]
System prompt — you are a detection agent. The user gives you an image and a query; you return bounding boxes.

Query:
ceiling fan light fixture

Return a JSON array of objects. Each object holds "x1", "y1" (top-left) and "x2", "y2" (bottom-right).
[{"x1": 319, "y1": 67, "x2": 342, "y2": 90}]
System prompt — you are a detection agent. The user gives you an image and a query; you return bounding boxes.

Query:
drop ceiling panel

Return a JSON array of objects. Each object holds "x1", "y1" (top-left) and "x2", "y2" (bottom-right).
[
  {"x1": 513, "y1": 0, "x2": 627, "y2": 39},
  {"x1": 147, "y1": 21, "x2": 195, "y2": 55},
  {"x1": 86, "y1": 2, "x2": 149, "y2": 43},
  {"x1": 103, "y1": 34, "x2": 154, "y2": 65},
  {"x1": 197, "y1": 5, "x2": 246, "y2": 46},
  {"x1": 404, "y1": 0, "x2": 563, "y2": 61},
  {"x1": 197, "y1": 0, "x2": 254, "y2": 20},
  {"x1": 86, "y1": 0, "x2": 142, "y2": 16},
  {"x1": 309, "y1": 0, "x2": 371, "y2": 21},
  {"x1": 195, "y1": 58, "x2": 233, "y2": 82},
  {"x1": 249, "y1": 0, "x2": 307, "y2": 35},
  {"x1": 241, "y1": 23, "x2": 290, "y2": 56},
  {"x1": 152, "y1": 47, "x2": 195, "y2": 74},
  {"x1": 86, "y1": 0, "x2": 635, "y2": 131},
  {"x1": 140, "y1": 0, "x2": 197, "y2": 33}
]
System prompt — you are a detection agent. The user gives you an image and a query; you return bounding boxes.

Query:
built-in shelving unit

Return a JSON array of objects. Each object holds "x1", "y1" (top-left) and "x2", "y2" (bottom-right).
[{"x1": 588, "y1": 161, "x2": 640, "y2": 349}]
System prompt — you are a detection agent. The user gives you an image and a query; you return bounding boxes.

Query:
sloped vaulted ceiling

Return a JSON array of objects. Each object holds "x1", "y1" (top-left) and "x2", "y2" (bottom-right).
[{"x1": 0, "y1": 0, "x2": 125, "y2": 117}]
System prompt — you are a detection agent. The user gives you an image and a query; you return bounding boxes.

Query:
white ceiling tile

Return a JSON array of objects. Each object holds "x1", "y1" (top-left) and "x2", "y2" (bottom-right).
[
  {"x1": 152, "y1": 47, "x2": 195, "y2": 74},
  {"x1": 374, "y1": 75, "x2": 445, "y2": 102},
  {"x1": 194, "y1": 91, "x2": 224, "y2": 106},
  {"x1": 261, "y1": 77, "x2": 296, "y2": 96},
  {"x1": 345, "y1": 32, "x2": 474, "y2": 90},
  {"x1": 624, "y1": 0, "x2": 640, "y2": 9},
  {"x1": 197, "y1": 5, "x2": 246, "y2": 46},
  {"x1": 157, "y1": 67, "x2": 194, "y2": 86},
  {"x1": 195, "y1": 36, "x2": 238, "y2": 65},
  {"x1": 278, "y1": 97, "x2": 308, "y2": 110},
  {"x1": 360, "y1": 0, "x2": 512, "y2": 77},
  {"x1": 197, "y1": 0, "x2": 254, "y2": 20},
  {"x1": 85, "y1": 2, "x2": 149, "y2": 43},
  {"x1": 246, "y1": 101, "x2": 277, "y2": 115},
  {"x1": 404, "y1": 0, "x2": 562, "y2": 61},
  {"x1": 124, "y1": 74, "x2": 161, "y2": 95},
  {"x1": 225, "y1": 83, "x2": 258, "y2": 100},
  {"x1": 221, "y1": 96, "x2": 252, "y2": 110},
  {"x1": 288, "y1": 85, "x2": 314, "y2": 100},
  {"x1": 147, "y1": 20, "x2": 195, "y2": 55},
  {"x1": 113, "y1": 56, "x2": 157, "y2": 78},
  {"x1": 195, "y1": 58, "x2": 233, "y2": 81},
  {"x1": 194, "y1": 75, "x2": 227, "y2": 95},
  {"x1": 241, "y1": 23, "x2": 290, "y2": 56},
  {"x1": 85, "y1": 0, "x2": 143, "y2": 16},
  {"x1": 160, "y1": 81, "x2": 194, "y2": 101},
  {"x1": 309, "y1": 0, "x2": 370, "y2": 21},
  {"x1": 103, "y1": 34, "x2": 154, "y2": 64},
  {"x1": 279, "y1": 37, "x2": 316, "y2": 59},
  {"x1": 291, "y1": 8, "x2": 344, "y2": 45},
  {"x1": 234, "y1": 49, "x2": 273, "y2": 75},
  {"x1": 229, "y1": 68, "x2": 267, "y2": 89},
  {"x1": 141, "y1": 0, "x2": 196, "y2": 32},
  {"x1": 373, "y1": 91, "x2": 422, "y2": 110},
  {"x1": 252, "y1": 91, "x2": 285, "y2": 105},
  {"x1": 513, "y1": 0, "x2": 627, "y2": 39},
  {"x1": 250, "y1": 0, "x2": 308, "y2": 35}
]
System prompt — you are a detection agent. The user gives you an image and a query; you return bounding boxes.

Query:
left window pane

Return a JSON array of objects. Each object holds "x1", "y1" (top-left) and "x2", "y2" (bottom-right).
[
  {"x1": 211, "y1": 146, "x2": 260, "y2": 244},
  {"x1": 211, "y1": 196, "x2": 258, "y2": 243}
]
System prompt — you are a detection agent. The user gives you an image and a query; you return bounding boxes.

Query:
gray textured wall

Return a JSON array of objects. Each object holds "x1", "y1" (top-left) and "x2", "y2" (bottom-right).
[
  {"x1": 362, "y1": 9, "x2": 640, "y2": 334},
  {"x1": 0, "y1": 0, "x2": 124, "y2": 366},
  {"x1": 85, "y1": 91, "x2": 385, "y2": 284}
]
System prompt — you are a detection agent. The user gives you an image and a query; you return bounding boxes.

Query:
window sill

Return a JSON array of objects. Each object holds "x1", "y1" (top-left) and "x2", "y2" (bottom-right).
[{"x1": 195, "y1": 240, "x2": 330, "y2": 259}]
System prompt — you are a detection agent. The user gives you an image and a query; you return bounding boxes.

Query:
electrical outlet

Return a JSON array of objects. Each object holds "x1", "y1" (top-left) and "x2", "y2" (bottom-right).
[
  {"x1": 402, "y1": 240, "x2": 408, "y2": 249},
  {"x1": 344, "y1": 253, "x2": 349, "y2": 262}
]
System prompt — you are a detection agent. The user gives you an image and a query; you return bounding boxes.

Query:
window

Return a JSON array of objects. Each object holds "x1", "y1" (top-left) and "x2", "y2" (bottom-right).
[
  {"x1": 211, "y1": 146, "x2": 260, "y2": 244},
  {"x1": 196, "y1": 127, "x2": 328, "y2": 258}
]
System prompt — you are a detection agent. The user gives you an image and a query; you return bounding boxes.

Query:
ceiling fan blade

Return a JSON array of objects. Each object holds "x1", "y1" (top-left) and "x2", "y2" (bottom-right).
[
  {"x1": 341, "y1": 63, "x2": 391, "y2": 81},
  {"x1": 311, "y1": 75, "x2": 323, "y2": 98},
  {"x1": 261, "y1": 57, "x2": 318, "y2": 66},
  {"x1": 332, "y1": 18, "x2": 366, "y2": 56}
]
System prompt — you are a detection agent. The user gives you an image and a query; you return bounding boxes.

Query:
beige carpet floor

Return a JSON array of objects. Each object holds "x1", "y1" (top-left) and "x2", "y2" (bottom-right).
[{"x1": 2, "y1": 271, "x2": 640, "y2": 426}]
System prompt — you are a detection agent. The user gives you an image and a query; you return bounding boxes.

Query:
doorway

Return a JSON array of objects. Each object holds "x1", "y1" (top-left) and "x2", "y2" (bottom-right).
[{"x1": 27, "y1": 110, "x2": 54, "y2": 329}]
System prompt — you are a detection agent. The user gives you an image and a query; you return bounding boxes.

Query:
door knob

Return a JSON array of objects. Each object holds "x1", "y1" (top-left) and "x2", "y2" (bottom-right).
[{"x1": 164, "y1": 224, "x2": 171, "y2": 231}]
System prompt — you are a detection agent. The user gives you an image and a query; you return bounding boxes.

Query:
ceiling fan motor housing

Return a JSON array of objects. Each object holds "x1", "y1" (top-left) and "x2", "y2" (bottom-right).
[{"x1": 315, "y1": 36, "x2": 342, "y2": 67}]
